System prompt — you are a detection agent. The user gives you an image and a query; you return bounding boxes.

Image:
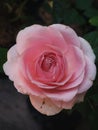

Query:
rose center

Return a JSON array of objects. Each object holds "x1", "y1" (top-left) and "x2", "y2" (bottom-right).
[{"x1": 41, "y1": 53, "x2": 56, "y2": 71}]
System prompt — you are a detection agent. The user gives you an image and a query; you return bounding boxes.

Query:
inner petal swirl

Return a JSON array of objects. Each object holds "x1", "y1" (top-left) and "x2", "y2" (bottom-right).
[{"x1": 41, "y1": 53, "x2": 56, "y2": 72}]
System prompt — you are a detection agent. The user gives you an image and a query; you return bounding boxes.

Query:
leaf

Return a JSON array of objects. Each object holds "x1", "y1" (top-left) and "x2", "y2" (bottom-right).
[
  {"x1": 53, "y1": 0, "x2": 86, "y2": 25},
  {"x1": 89, "y1": 16, "x2": 98, "y2": 27},
  {"x1": 0, "y1": 48, "x2": 8, "y2": 73},
  {"x1": 75, "y1": 0, "x2": 93, "y2": 10},
  {"x1": 53, "y1": 0, "x2": 71, "y2": 23},
  {"x1": 84, "y1": 7, "x2": 98, "y2": 18},
  {"x1": 64, "y1": 8, "x2": 85, "y2": 25}
]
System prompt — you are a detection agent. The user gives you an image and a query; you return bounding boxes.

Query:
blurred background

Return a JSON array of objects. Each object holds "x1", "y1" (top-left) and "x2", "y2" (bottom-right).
[{"x1": 0, "y1": 0, "x2": 98, "y2": 130}]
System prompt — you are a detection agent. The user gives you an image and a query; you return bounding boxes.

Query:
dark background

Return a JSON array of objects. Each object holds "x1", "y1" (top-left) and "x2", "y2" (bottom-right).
[{"x1": 0, "y1": 77, "x2": 86, "y2": 130}]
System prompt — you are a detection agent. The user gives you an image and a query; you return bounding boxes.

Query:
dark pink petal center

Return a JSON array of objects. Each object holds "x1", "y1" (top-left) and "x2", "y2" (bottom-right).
[{"x1": 41, "y1": 53, "x2": 56, "y2": 72}]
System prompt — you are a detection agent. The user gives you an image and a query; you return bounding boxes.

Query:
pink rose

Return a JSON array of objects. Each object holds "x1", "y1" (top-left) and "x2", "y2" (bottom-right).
[{"x1": 3, "y1": 24, "x2": 96, "y2": 116}]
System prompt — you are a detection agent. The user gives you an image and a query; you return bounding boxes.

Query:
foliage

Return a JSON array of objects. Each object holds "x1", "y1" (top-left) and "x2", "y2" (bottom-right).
[
  {"x1": 0, "y1": 0, "x2": 98, "y2": 129},
  {"x1": 89, "y1": 16, "x2": 98, "y2": 26}
]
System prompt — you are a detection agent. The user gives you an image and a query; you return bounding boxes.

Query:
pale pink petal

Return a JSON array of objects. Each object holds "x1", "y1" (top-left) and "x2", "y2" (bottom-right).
[
  {"x1": 49, "y1": 24, "x2": 80, "y2": 47},
  {"x1": 3, "y1": 60, "x2": 19, "y2": 81},
  {"x1": 52, "y1": 92, "x2": 86, "y2": 109},
  {"x1": 78, "y1": 56, "x2": 96, "y2": 93},
  {"x1": 3, "y1": 58, "x2": 44, "y2": 97},
  {"x1": 53, "y1": 99, "x2": 75, "y2": 109},
  {"x1": 14, "y1": 80, "x2": 44, "y2": 97},
  {"x1": 57, "y1": 71, "x2": 84, "y2": 90},
  {"x1": 7, "y1": 45, "x2": 19, "y2": 61},
  {"x1": 78, "y1": 80, "x2": 93, "y2": 94},
  {"x1": 3, "y1": 59, "x2": 29, "y2": 94},
  {"x1": 16, "y1": 24, "x2": 42, "y2": 49},
  {"x1": 45, "y1": 87, "x2": 78, "y2": 102},
  {"x1": 65, "y1": 46, "x2": 85, "y2": 81},
  {"x1": 16, "y1": 25, "x2": 67, "y2": 54},
  {"x1": 14, "y1": 74, "x2": 45, "y2": 98},
  {"x1": 79, "y1": 37, "x2": 96, "y2": 62},
  {"x1": 17, "y1": 37, "x2": 51, "y2": 55},
  {"x1": 3, "y1": 45, "x2": 20, "y2": 81},
  {"x1": 29, "y1": 95, "x2": 62, "y2": 116}
]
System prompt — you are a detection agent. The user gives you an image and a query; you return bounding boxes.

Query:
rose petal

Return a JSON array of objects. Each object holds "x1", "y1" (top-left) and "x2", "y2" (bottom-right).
[
  {"x1": 3, "y1": 57, "x2": 44, "y2": 97},
  {"x1": 57, "y1": 71, "x2": 84, "y2": 90},
  {"x1": 52, "y1": 92, "x2": 86, "y2": 109},
  {"x1": 3, "y1": 60, "x2": 19, "y2": 81},
  {"x1": 50, "y1": 24, "x2": 80, "y2": 47},
  {"x1": 44, "y1": 87, "x2": 78, "y2": 102},
  {"x1": 29, "y1": 95, "x2": 62, "y2": 116},
  {"x1": 65, "y1": 46, "x2": 85, "y2": 81},
  {"x1": 7, "y1": 45, "x2": 19, "y2": 61},
  {"x1": 79, "y1": 37, "x2": 96, "y2": 62},
  {"x1": 78, "y1": 56, "x2": 96, "y2": 93},
  {"x1": 16, "y1": 25, "x2": 67, "y2": 54}
]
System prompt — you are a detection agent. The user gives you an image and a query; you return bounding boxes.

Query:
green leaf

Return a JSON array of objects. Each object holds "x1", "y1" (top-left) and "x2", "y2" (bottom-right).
[
  {"x1": 53, "y1": 0, "x2": 86, "y2": 25},
  {"x1": 64, "y1": 8, "x2": 85, "y2": 25},
  {"x1": 0, "y1": 48, "x2": 8, "y2": 73},
  {"x1": 84, "y1": 7, "x2": 98, "y2": 18},
  {"x1": 53, "y1": 0, "x2": 71, "y2": 23},
  {"x1": 89, "y1": 16, "x2": 98, "y2": 27},
  {"x1": 75, "y1": 0, "x2": 93, "y2": 10}
]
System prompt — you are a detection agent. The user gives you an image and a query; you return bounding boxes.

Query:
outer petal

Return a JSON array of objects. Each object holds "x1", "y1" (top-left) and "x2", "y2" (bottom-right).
[
  {"x1": 49, "y1": 24, "x2": 80, "y2": 47},
  {"x1": 44, "y1": 87, "x2": 78, "y2": 102},
  {"x1": 65, "y1": 46, "x2": 85, "y2": 81},
  {"x1": 78, "y1": 56, "x2": 96, "y2": 93},
  {"x1": 29, "y1": 95, "x2": 62, "y2": 116},
  {"x1": 79, "y1": 37, "x2": 95, "y2": 62},
  {"x1": 7, "y1": 45, "x2": 19, "y2": 61},
  {"x1": 3, "y1": 54, "x2": 44, "y2": 97},
  {"x1": 16, "y1": 25, "x2": 68, "y2": 54},
  {"x1": 57, "y1": 71, "x2": 84, "y2": 90},
  {"x1": 52, "y1": 92, "x2": 86, "y2": 109}
]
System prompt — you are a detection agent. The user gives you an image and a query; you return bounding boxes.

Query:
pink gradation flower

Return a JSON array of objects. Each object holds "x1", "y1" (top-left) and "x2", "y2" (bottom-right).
[{"x1": 3, "y1": 24, "x2": 96, "y2": 115}]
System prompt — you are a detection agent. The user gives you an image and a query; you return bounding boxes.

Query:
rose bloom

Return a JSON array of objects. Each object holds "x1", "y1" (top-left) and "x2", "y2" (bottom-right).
[{"x1": 3, "y1": 24, "x2": 96, "y2": 116}]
